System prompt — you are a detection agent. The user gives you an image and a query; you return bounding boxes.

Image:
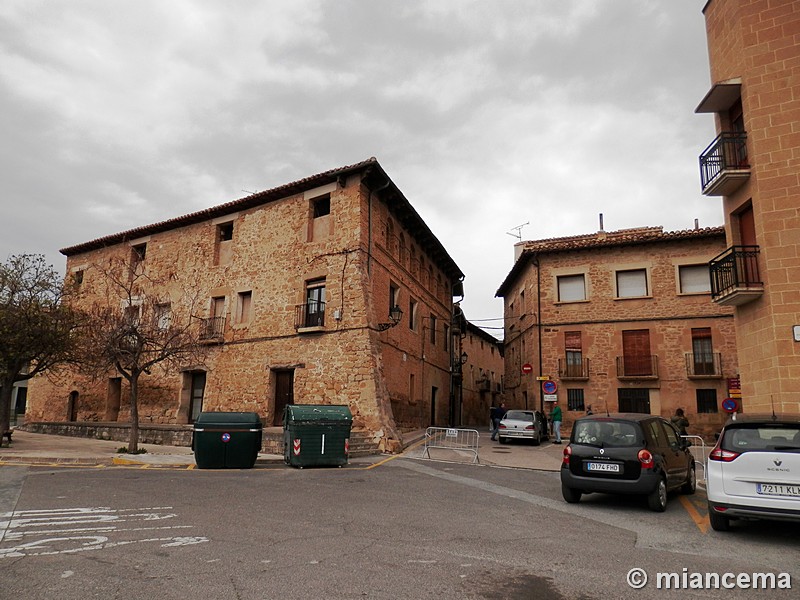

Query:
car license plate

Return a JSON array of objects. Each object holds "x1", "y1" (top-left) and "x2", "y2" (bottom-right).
[
  {"x1": 587, "y1": 462, "x2": 620, "y2": 473},
  {"x1": 756, "y1": 483, "x2": 800, "y2": 497}
]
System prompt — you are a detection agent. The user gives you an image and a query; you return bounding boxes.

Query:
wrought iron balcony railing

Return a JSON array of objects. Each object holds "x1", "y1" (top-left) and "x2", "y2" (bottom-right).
[
  {"x1": 199, "y1": 316, "x2": 226, "y2": 341},
  {"x1": 699, "y1": 132, "x2": 750, "y2": 195},
  {"x1": 558, "y1": 357, "x2": 590, "y2": 379},
  {"x1": 295, "y1": 301, "x2": 325, "y2": 329},
  {"x1": 709, "y1": 245, "x2": 763, "y2": 306},
  {"x1": 616, "y1": 355, "x2": 659, "y2": 378},
  {"x1": 685, "y1": 352, "x2": 722, "y2": 378}
]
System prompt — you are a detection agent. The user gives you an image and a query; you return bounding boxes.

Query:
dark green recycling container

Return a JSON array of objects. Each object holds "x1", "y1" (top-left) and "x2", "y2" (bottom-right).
[
  {"x1": 283, "y1": 404, "x2": 353, "y2": 468},
  {"x1": 192, "y1": 412, "x2": 263, "y2": 469}
]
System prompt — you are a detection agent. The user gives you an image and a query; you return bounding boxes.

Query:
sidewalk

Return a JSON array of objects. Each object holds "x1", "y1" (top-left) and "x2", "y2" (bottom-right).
[{"x1": 0, "y1": 428, "x2": 564, "y2": 471}]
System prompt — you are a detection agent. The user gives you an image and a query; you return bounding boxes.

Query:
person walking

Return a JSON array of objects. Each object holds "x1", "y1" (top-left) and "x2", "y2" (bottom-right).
[
  {"x1": 490, "y1": 402, "x2": 507, "y2": 441},
  {"x1": 551, "y1": 401, "x2": 563, "y2": 444}
]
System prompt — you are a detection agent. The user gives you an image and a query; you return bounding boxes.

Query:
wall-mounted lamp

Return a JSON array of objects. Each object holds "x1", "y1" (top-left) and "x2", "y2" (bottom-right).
[
  {"x1": 460, "y1": 351, "x2": 468, "y2": 364},
  {"x1": 378, "y1": 305, "x2": 403, "y2": 331}
]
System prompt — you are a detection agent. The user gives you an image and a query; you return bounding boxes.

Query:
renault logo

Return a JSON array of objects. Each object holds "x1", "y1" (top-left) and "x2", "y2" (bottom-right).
[
  {"x1": 774, "y1": 460, "x2": 783, "y2": 467},
  {"x1": 600, "y1": 448, "x2": 605, "y2": 455}
]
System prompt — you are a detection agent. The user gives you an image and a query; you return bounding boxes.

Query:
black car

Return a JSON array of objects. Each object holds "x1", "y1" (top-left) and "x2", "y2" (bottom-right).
[{"x1": 560, "y1": 413, "x2": 696, "y2": 512}]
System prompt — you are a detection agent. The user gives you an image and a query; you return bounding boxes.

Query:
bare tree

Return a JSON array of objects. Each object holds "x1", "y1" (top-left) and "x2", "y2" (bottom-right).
[
  {"x1": 0, "y1": 254, "x2": 79, "y2": 445},
  {"x1": 76, "y1": 256, "x2": 207, "y2": 453}
]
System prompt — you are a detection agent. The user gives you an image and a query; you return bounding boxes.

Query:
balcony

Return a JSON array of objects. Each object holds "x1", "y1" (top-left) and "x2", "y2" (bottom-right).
[
  {"x1": 199, "y1": 316, "x2": 226, "y2": 343},
  {"x1": 616, "y1": 355, "x2": 658, "y2": 379},
  {"x1": 699, "y1": 132, "x2": 750, "y2": 196},
  {"x1": 557, "y1": 357, "x2": 590, "y2": 380},
  {"x1": 709, "y1": 246, "x2": 763, "y2": 306},
  {"x1": 295, "y1": 302, "x2": 325, "y2": 332},
  {"x1": 685, "y1": 352, "x2": 723, "y2": 379}
]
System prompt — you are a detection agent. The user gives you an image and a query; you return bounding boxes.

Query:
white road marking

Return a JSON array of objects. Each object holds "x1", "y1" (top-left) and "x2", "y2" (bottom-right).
[{"x1": 0, "y1": 506, "x2": 208, "y2": 558}]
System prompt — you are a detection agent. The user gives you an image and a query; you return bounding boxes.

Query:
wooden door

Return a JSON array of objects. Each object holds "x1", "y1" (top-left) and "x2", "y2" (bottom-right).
[
  {"x1": 274, "y1": 370, "x2": 294, "y2": 426},
  {"x1": 622, "y1": 330, "x2": 652, "y2": 376}
]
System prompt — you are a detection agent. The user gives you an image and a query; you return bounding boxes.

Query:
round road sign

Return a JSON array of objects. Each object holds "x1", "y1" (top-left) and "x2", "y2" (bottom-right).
[
  {"x1": 221, "y1": 432, "x2": 231, "y2": 443},
  {"x1": 721, "y1": 398, "x2": 739, "y2": 413},
  {"x1": 541, "y1": 380, "x2": 558, "y2": 395},
  {"x1": 521, "y1": 363, "x2": 533, "y2": 375}
]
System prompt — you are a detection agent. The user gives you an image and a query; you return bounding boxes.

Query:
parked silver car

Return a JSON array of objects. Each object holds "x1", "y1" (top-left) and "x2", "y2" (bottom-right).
[
  {"x1": 498, "y1": 410, "x2": 548, "y2": 445},
  {"x1": 707, "y1": 414, "x2": 800, "y2": 531}
]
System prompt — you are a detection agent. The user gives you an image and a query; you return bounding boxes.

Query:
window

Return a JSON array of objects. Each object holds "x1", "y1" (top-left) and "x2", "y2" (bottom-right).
[
  {"x1": 218, "y1": 222, "x2": 233, "y2": 241},
  {"x1": 389, "y1": 283, "x2": 399, "y2": 312},
  {"x1": 124, "y1": 304, "x2": 141, "y2": 326},
  {"x1": 73, "y1": 270, "x2": 84, "y2": 285},
  {"x1": 567, "y1": 389, "x2": 585, "y2": 411},
  {"x1": 409, "y1": 298, "x2": 418, "y2": 331},
  {"x1": 443, "y1": 325, "x2": 449, "y2": 350},
  {"x1": 697, "y1": 389, "x2": 718, "y2": 413},
  {"x1": 154, "y1": 303, "x2": 171, "y2": 330},
  {"x1": 618, "y1": 388, "x2": 651, "y2": 413},
  {"x1": 430, "y1": 315, "x2": 437, "y2": 345},
  {"x1": 131, "y1": 243, "x2": 146, "y2": 267},
  {"x1": 565, "y1": 331, "x2": 583, "y2": 377},
  {"x1": 211, "y1": 296, "x2": 226, "y2": 318},
  {"x1": 237, "y1": 291, "x2": 253, "y2": 324},
  {"x1": 679, "y1": 265, "x2": 711, "y2": 294},
  {"x1": 312, "y1": 194, "x2": 330, "y2": 218},
  {"x1": 621, "y1": 329, "x2": 653, "y2": 376},
  {"x1": 386, "y1": 219, "x2": 395, "y2": 253},
  {"x1": 305, "y1": 279, "x2": 325, "y2": 327},
  {"x1": 691, "y1": 328, "x2": 715, "y2": 375},
  {"x1": 616, "y1": 269, "x2": 648, "y2": 298},
  {"x1": 557, "y1": 274, "x2": 586, "y2": 302}
]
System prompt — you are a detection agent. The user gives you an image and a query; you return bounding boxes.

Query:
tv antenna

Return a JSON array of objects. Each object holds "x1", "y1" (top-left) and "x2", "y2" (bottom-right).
[{"x1": 506, "y1": 222, "x2": 529, "y2": 241}]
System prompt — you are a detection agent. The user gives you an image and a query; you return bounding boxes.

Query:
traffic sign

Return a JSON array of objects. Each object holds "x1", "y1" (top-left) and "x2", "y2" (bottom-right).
[
  {"x1": 221, "y1": 432, "x2": 231, "y2": 443},
  {"x1": 521, "y1": 363, "x2": 533, "y2": 374},
  {"x1": 721, "y1": 398, "x2": 739, "y2": 413},
  {"x1": 541, "y1": 380, "x2": 558, "y2": 395}
]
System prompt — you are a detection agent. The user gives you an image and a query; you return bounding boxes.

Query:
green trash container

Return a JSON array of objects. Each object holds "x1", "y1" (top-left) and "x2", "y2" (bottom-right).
[
  {"x1": 283, "y1": 404, "x2": 353, "y2": 468},
  {"x1": 192, "y1": 412, "x2": 263, "y2": 469}
]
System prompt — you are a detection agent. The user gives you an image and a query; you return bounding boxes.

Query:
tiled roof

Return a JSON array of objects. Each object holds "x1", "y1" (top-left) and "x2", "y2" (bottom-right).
[
  {"x1": 495, "y1": 225, "x2": 725, "y2": 297},
  {"x1": 60, "y1": 157, "x2": 464, "y2": 280}
]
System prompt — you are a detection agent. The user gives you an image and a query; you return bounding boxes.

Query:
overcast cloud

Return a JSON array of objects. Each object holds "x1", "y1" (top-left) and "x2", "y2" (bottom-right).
[{"x1": 0, "y1": 1, "x2": 719, "y2": 336}]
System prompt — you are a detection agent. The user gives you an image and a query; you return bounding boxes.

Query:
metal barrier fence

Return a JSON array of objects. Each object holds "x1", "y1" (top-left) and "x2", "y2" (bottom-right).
[
  {"x1": 422, "y1": 427, "x2": 480, "y2": 464},
  {"x1": 682, "y1": 435, "x2": 708, "y2": 483}
]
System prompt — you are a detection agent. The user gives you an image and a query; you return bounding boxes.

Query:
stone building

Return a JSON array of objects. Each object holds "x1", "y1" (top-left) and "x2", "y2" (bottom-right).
[
  {"x1": 458, "y1": 321, "x2": 505, "y2": 428},
  {"x1": 496, "y1": 226, "x2": 737, "y2": 438},
  {"x1": 26, "y1": 158, "x2": 465, "y2": 452},
  {"x1": 696, "y1": 0, "x2": 800, "y2": 415}
]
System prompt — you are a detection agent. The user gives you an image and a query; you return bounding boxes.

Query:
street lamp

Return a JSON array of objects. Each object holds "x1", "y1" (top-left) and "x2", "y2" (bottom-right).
[{"x1": 378, "y1": 305, "x2": 403, "y2": 331}]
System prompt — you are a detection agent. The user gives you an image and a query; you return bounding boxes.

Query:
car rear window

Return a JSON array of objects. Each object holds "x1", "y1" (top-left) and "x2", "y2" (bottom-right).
[
  {"x1": 572, "y1": 420, "x2": 640, "y2": 447},
  {"x1": 504, "y1": 411, "x2": 533, "y2": 421},
  {"x1": 722, "y1": 424, "x2": 800, "y2": 452}
]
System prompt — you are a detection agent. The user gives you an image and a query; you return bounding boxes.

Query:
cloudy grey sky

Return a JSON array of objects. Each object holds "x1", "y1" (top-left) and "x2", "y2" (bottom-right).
[{"x1": 0, "y1": 1, "x2": 719, "y2": 336}]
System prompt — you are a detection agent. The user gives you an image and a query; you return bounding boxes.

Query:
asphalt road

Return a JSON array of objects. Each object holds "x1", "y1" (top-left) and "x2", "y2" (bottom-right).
[{"x1": 1, "y1": 456, "x2": 798, "y2": 599}]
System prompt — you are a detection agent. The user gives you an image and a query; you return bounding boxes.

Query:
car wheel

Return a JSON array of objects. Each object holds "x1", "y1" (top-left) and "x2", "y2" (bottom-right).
[
  {"x1": 647, "y1": 478, "x2": 668, "y2": 512},
  {"x1": 681, "y1": 465, "x2": 697, "y2": 495},
  {"x1": 562, "y1": 484, "x2": 582, "y2": 504},
  {"x1": 708, "y1": 504, "x2": 731, "y2": 532},
  {"x1": 533, "y1": 430, "x2": 541, "y2": 446},
  {"x1": 499, "y1": 437, "x2": 508, "y2": 444}
]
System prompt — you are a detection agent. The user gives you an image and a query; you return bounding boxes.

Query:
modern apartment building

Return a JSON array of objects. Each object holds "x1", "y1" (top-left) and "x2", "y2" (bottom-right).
[
  {"x1": 26, "y1": 158, "x2": 466, "y2": 452},
  {"x1": 496, "y1": 226, "x2": 737, "y2": 438},
  {"x1": 696, "y1": 0, "x2": 800, "y2": 414}
]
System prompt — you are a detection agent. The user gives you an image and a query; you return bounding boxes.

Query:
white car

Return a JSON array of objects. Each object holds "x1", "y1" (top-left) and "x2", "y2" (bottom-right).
[
  {"x1": 707, "y1": 414, "x2": 800, "y2": 531},
  {"x1": 497, "y1": 410, "x2": 548, "y2": 445}
]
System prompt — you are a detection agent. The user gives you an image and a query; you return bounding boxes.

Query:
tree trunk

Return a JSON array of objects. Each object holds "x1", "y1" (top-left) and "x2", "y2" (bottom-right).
[
  {"x1": 128, "y1": 372, "x2": 140, "y2": 453},
  {"x1": 0, "y1": 377, "x2": 13, "y2": 447}
]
